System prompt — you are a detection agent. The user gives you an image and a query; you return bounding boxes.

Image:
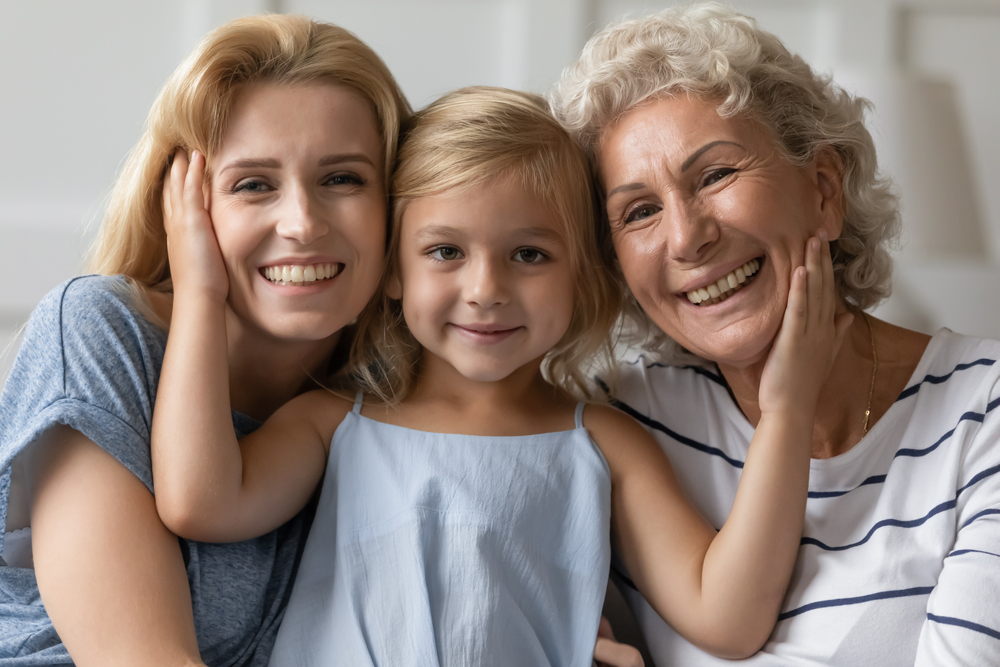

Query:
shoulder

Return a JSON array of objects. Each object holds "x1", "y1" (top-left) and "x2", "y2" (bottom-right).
[
  {"x1": 24, "y1": 275, "x2": 163, "y2": 359},
  {"x1": 583, "y1": 402, "x2": 662, "y2": 472},
  {"x1": 0, "y1": 276, "x2": 165, "y2": 490},
  {"x1": 269, "y1": 389, "x2": 357, "y2": 445},
  {"x1": 613, "y1": 349, "x2": 734, "y2": 427},
  {"x1": 903, "y1": 330, "x2": 1000, "y2": 405}
]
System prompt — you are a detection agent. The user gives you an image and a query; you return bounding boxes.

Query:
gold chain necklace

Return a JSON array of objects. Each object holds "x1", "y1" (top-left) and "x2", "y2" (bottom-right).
[{"x1": 861, "y1": 312, "x2": 878, "y2": 435}]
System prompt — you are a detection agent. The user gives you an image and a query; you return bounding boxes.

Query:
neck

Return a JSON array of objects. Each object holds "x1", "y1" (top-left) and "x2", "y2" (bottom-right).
[
  {"x1": 397, "y1": 353, "x2": 573, "y2": 436},
  {"x1": 224, "y1": 308, "x2": 342, "y2": 420},
  {"x1": 718, "y1": 311, "x2": 876, "y2": 460}
]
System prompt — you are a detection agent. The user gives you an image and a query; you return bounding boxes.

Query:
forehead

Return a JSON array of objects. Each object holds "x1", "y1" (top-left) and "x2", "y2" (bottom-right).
[
  {"x1": 214, "y1": 82, "x2": 382, "y2": 167},
  {"x1": 597, "y1": 95, "x2": 771, "y2": 184},
  {"x1": 400, "y1": 178, "x2": 564, "y2": 241}
]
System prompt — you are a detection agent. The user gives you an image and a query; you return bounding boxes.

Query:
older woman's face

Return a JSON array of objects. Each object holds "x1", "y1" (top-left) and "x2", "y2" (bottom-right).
[
  {"x1": 208, "y1": 82, "x2": 386, "y2": 343},
  {"x1": 598, "y1": 95, "x2": 842, "y2": 368}
]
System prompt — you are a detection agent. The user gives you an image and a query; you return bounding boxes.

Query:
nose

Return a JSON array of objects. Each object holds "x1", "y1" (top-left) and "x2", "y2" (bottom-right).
[
  {"x1": 274, "y1": 185, "x2": 329, "y2": 245},
  {"x1": 463, "y1": 256, "x2": 509, "y2": 308},
  {"x1": 661, "y1": 194, "x2": 719, "y2": 262}
]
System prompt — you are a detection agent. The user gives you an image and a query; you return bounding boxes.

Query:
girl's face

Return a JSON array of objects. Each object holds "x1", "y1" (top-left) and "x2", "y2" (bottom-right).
[
  {"x1": 208, "y1": 82, "x2": 386, "y2": 343},
  {"x1": 391, "y1": 178, "x2": 576, "y2": 384}
]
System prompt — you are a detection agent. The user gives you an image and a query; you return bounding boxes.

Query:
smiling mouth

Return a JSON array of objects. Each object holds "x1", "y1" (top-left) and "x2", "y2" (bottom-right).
[
  {"x1": 685, "y1": 257, "x2": 762, "y2": 306},
  {"x1": 453, "y1": 325, "x2": 521, "y2": 340},
  {"x1": 261, "y1": 263, "x2": 343, "y2": 286}
]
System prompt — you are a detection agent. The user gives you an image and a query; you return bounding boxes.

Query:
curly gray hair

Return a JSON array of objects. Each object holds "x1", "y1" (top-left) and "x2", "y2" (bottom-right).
[{"x1": 551, "y1": 2, "x2": 900, "y2": 325}]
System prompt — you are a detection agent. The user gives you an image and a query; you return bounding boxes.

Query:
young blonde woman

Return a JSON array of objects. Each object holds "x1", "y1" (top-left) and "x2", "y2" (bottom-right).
[{"x1": 0, "y1": 15, "x2": 409, "y2": 666}]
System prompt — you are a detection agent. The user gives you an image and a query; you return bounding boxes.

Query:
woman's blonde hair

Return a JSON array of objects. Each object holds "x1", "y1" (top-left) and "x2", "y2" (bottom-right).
[
  {"x1": 87, "y1": 14, "x2": 410, "y2": 314},
  {"x1": 551, "y1": 2, "x2": 900, "y2": 355},
  {"x1": 351, "y1": 87, "x2": 621, "y2": 402}
]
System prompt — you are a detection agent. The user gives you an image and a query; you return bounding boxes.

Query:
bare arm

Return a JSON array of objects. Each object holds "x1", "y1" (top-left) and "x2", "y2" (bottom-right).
[
  {"x1": 593, "y1": 235, "x2": 852, "y2": 658},
  {"x1": 27, "y1": 425, "x2": 205, "y2": 667},
  {"x1": 150, "y1": 151, "x2": 339, "y2": 543}
]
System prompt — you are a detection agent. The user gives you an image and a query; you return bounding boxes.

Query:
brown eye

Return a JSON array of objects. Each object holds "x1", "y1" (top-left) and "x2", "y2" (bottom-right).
[
  {"x1": 430, "y1": 246, "x2": 462, "y2": 261},
  {"x1": 513, "y1": 248, "x2": 545, "y2": 263},
  {"x1": 702, "y1": 168, "x2": 736, "y2": 187},
  {"x1": 624, "y1": 204, "x2": 660, "y2": 224}
]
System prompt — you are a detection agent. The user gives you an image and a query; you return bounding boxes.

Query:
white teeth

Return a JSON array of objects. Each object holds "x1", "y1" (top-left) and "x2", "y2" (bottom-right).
[
  {"x1": 262, "y1": 262, "x2": 341, "y2": 286},
  {"x1": 685, "y1": 258, "x2": 762, "y2": 305}
]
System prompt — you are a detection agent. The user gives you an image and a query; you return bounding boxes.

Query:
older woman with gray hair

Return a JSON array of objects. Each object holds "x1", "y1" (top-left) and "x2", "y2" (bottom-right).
[{"x1": 553, "y1": 3, "x2": 1000, "y2": 665}]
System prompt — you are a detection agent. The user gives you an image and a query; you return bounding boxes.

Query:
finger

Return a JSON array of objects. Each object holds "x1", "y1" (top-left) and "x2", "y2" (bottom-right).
[
  {"x1": 805, "y1": 235, "x2": 823, "y2": 327},
  {"x1": 597, "y1": 616, "x2": 616, "y2": 641},
  {"x1": 782, "y1": 265, "x2": 808, "y2": 336},
  {"x1": 164, "y1": 150, "x2": 189, "y2": 229},
  {"x1": 183, "y1": 150, "x2": 207, "y2": 215},
  {"x1": 594, "y1": 637, "x2": 644, "y2": 667}
]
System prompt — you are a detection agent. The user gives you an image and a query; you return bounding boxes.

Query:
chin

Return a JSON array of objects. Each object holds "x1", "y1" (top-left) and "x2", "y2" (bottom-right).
[{"x1": 674, "y1": 317, "x2": 780, "y2": 370}]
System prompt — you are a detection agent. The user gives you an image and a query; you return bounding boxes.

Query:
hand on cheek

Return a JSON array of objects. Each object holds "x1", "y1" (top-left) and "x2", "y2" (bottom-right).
[{"x1": 163, "y1": 150, "x2": 230, "y2": 303}]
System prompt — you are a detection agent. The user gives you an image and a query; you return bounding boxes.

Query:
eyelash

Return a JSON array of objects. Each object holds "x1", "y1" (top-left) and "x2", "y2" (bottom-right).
[
  {"x1": 623, "y1": 204, "x2": 660, "y2": 225},
  {"x1": 619, "y1": 168, "x2": 737, "y2": 224},
  {"x1": 701, "y1": 168, "x2": 736, "y2": 188},
  {"x1": 230, "y1": 172, "x2": 365, "y2": 194},
  {"x1": 426, "y1": 247, "x2": 549, "y2": 263},
  {"x1": 513, "y1": 248, "x2": 547, "y2": 263},
  {"x1": 428, "y1": 246, "x2": 463, "y2": 262}
]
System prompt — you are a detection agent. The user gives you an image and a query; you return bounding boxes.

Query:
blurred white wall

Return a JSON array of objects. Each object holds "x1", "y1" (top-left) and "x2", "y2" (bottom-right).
[{"x1": 2, "y1": 0, "x2": 998, "y2": 382}]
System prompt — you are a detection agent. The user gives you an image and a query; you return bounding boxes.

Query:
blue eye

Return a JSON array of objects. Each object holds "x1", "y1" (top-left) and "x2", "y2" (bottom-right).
[
  {"x1": 430, "y1": 246, "x2": 463, "y2": 261},
  {"x1": 514, "y1": 248, "x2": 545, "y2": 263}
]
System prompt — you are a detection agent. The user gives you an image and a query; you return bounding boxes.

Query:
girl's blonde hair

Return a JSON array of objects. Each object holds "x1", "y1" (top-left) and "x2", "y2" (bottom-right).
[
  {"x1": 87, "y1": 14, "x2": 411, "y2": 319},
  {"x1": 352, "y1": 87, "x2": 621, "y2": 402},
  {"x1": 552, "y1": 2, "x2": 901, "y2": 358}
]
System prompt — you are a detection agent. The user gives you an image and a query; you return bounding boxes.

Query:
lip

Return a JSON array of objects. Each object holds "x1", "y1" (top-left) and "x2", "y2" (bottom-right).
[
  {"x1": 450, "y1": 323, "x2": 523, "y2": 343},
  {"x1": 676, "y1": 255, "x2": 765, "y2": 295},
  {"x1": 258, "y1": 256, "x2": 342, "y2": 270}
]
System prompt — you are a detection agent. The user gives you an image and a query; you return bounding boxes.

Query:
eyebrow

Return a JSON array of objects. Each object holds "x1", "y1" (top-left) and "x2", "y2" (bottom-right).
[
  {"x1": 680, "y1": 140, "x2": 744, "y2": 171},
  {"x1": 606, "y1": 140, "x2": 745, "y2": 198},
  {"x1": 218, "y1": 153, "x2": 376, "y2": 175},
  {"x1": 412, "y1": 225, "x2": 564, "y2": 243}
]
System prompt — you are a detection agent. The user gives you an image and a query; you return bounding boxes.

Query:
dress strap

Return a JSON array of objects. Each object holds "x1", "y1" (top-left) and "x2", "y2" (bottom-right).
[
  {"x1": 574, "y1": 402, "x2": 586, "y2": 429},
  {"x1": 352, "y1": 391, "x2": 364, "y2": 414}
]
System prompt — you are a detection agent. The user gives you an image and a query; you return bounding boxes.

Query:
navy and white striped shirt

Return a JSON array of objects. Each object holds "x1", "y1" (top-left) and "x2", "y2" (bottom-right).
[{"x1": 613, "y1": 329, "x2": 1000, "y2": 666}]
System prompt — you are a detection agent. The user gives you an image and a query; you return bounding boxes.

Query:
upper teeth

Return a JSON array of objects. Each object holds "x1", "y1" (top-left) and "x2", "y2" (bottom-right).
[
  {"x1": 686, "y1": 259, "x2": 760, "y2": 305},
  {"x1": 263, "y1": 263, "x2": 341, "y2": 285}
]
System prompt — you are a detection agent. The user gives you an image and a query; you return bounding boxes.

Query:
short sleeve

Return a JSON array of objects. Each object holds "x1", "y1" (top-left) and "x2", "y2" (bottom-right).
[
  {"x1": 915, "y1": 369, "x2": 1000, "y2": 665},
  {"x1": 0, "y1": 276, "x2": 166, "y2": 542}
]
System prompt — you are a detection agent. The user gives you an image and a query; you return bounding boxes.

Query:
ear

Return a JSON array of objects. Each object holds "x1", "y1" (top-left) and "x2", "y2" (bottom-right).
[
  {"x1": 812, "y1": 146, "x2": 845, "y2": 240},
  {"x1": 386, "y1": 270, "x2": 402, "y2": 301}
]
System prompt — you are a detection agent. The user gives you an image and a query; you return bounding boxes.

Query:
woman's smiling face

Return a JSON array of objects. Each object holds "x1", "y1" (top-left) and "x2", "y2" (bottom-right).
[
  {"x1": 599, "y1": 94, "x2": 843, "y2": 369},
  {"x1": 208, "y1": 82, "x2": 386, "y2": 343}
]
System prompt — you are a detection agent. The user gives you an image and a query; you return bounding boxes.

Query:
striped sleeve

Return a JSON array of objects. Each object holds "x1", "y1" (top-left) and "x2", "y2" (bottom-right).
[{"x1": 915, "y1": 375, "x2": 1000, "y2": 666}]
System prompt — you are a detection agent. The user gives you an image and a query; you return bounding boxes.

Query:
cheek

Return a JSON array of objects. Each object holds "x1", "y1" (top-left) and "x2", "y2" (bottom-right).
[{"x1": 210, "y1": 208, "x2": 258, "y2": 273}]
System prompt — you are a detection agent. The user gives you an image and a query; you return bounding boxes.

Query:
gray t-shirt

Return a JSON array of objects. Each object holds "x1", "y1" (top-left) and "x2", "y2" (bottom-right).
[{"x1": 0, "y1": 275, "x2": 310, "y2": 666}]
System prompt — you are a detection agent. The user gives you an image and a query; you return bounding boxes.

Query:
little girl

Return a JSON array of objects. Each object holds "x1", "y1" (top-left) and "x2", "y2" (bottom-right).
[{"x1": 153, "y1": 87, "x2": 851, "y2": 666}]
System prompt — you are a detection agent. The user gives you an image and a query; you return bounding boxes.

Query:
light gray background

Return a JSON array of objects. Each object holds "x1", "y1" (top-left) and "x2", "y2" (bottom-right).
[{"x1": 2, "y1": 0, "x2": 998, "y2": 382}]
